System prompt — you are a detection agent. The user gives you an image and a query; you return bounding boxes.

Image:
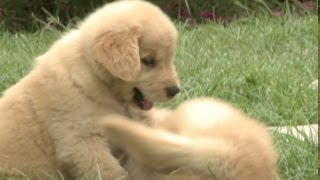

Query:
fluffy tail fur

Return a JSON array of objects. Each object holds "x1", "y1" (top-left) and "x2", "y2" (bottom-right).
[{"x1": 100, "y1": 115, "x2": 237, "y2": 177}]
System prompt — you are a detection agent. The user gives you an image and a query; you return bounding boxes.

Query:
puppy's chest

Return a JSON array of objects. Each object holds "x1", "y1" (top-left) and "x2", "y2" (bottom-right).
[
  {"x1": 125, "y1": 107, "x2": 154, "y2": 126},
  {"x1": 110, "y1": 144, "x2": 129, "y2": 167},
  {"x1": 110, "y1": 108, "x2": 154, "y2": 168},
  {"x1": 43, "y1": 104, "x2": 119, "y2": 136}
]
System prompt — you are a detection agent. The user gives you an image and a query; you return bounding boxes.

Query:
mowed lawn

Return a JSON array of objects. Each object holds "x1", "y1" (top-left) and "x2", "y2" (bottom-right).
[{"x1": 0, "y1": 15, "x2": 318, "y2": 179}]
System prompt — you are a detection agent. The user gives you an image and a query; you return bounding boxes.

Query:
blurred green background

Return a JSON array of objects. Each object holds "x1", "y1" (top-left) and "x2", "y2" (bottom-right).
[{"x1": 0, "y1": 0, "x2": 317, "y2": 31}]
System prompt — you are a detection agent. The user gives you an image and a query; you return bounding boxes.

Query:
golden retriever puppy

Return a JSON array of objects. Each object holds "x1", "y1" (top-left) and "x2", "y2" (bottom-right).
[
  {"x1": 101, "y1": 98, "x2": 278, "y2": 180},
  {"x1": 0, "y1": 0, "x2": 179, "y2": 179}
]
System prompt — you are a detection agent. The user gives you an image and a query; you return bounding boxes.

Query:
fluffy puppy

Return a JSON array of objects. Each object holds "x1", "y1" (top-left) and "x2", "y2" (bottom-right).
[
  {"x1": 0, "y1": 0, "x2": 179, "y2": 179},
  {"x1": 102, "y1": 98, "x2": 278, "y2": 180}
]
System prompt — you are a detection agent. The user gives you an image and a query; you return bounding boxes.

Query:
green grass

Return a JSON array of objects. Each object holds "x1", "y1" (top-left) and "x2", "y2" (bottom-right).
[
  {"x1": 170, "y1": 16, "x2": 318, "y2": 127},
  {"x1": 0, "y1": 15, "x2": 318, "y2": 179}
]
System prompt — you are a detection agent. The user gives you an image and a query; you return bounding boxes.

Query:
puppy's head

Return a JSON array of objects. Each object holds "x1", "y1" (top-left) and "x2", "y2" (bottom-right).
[{"x1": 83, "y1": 0, "x2": 180, "y2": 110}]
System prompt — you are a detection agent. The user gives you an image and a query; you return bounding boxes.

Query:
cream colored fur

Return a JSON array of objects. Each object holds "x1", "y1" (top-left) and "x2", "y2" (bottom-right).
[
  {"x1": 0, "y1": 0, "x2": 179, "y2": 179},
  {"x1": 101, "y1": 98, "x2": 278, "y2": 180}
]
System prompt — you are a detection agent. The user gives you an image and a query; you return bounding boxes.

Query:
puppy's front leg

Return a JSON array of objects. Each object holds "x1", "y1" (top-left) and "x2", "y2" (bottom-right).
[{"x1": 56, "y1": 136, "x2": 127, "y2": 179}]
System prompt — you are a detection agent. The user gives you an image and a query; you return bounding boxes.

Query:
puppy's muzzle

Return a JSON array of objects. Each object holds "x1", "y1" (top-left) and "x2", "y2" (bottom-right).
[{"x1": 165, "y1": 86, "x2": 180, "y2": 98}]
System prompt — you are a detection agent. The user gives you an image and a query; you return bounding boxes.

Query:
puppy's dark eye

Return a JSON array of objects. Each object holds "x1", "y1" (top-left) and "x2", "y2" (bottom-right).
[{"x1": 141, "y1": 58, "x2": 156, "y2": 68}]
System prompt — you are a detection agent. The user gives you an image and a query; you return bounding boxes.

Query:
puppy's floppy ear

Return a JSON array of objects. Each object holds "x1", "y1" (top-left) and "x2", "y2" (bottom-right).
[{"x1": 94, "y1": 24, "x2": 141, "y2": 81}]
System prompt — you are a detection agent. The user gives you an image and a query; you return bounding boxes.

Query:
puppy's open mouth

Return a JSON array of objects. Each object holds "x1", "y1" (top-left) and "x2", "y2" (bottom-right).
[{"x1": 133, "y1": 88, "x2": 154, "y2": 111}]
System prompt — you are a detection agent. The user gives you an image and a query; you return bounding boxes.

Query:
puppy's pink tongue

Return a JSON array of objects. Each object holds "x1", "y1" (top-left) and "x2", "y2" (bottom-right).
[{"x1": 142, "y1": 100, "x2": 153, "y2": 111}]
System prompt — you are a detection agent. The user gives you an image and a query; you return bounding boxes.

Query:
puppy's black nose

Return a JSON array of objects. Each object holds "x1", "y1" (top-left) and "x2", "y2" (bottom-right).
[{"x1": 166, "y1": 86, "x2": 180, "y2": 98}]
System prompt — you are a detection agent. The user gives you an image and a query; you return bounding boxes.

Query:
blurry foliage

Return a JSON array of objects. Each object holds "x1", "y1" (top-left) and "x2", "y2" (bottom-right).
[
  {"x1": 0, "y1": 0, "x2": 112, "y2": 31},
  {"x1": 0, "y1": 0, "x2": 317, "y2": 31}
]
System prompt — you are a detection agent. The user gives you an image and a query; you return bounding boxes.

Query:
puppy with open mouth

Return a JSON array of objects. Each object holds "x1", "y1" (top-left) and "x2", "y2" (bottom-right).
[{"x1": 0, "y1": 0, "x2": 179, "y2": 179}]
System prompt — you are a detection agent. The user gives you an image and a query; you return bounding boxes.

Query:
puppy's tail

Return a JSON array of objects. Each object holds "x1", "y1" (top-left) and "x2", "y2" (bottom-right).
[{"x1": 99, "y1": 115, "x2": 233, "y2": 176}]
